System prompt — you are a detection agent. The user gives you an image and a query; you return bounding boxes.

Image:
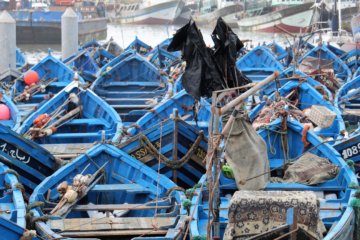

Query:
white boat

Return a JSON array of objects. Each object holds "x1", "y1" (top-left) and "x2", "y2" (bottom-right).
[{"x1": 107, "y1": 0, "x2": 185, "y2": 24}]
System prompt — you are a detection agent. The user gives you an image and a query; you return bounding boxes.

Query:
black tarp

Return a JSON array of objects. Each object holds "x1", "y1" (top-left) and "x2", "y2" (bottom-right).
[
  {"x1": 167, "y1": 20, "x2": 225, "y2": 99},
  {"x1": 168, "y1": 19, "x2": 250, "y2": 99},
  {"x1": 212, "y1": 17, "x2": 250, "y2": 90}
]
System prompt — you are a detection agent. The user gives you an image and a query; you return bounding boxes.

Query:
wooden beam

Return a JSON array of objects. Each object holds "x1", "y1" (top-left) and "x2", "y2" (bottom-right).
[{"x1": 45, "y1": 204, "x2": 173, "y2": 212}]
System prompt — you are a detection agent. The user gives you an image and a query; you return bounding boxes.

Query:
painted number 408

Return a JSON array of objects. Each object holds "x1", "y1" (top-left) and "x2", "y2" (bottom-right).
[{"x1": 342, "y1": 144, "x2": 360, "y2": 159}]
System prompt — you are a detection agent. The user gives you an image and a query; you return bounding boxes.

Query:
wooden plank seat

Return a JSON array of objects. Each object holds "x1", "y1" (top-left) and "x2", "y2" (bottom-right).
[
  {"x1": 101, "y1": 82, "x2": 161, "y2": 88},
  {"x1": 266, "y1": 183, "x2": 345, "y2": 191},
  {"x1": 65, "y1": 119, "x2": 110, "y2": 128},
  {"x1": 49, "y1": 217, "x2": 177, "y2": 236},
  {"x1": 90, "y1": 184, "x2": 152, "y2": 194},
  {"x1": 45, "y1": 203, "x2": 173, "y2": 211}
]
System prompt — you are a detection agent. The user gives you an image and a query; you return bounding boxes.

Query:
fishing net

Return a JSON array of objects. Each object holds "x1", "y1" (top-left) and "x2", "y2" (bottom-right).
[
  {"x1": 222, "y1": 113, "x2": 269, "y2": 190},
  {"x1": 224, "y1": 190, "x2": 325, "y2": 240},
  {"x1": 271, "y1": 152, "x2": 340, "y2": 185}
]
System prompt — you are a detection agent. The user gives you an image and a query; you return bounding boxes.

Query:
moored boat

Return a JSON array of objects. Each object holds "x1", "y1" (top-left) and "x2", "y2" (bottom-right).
[
  {"x1": 91, "y1": 51, "x2": 170, "y2": 127},
  {"x1": 0, "y1": 162, "x2": 27, "y2": 240},
  {"x1": 127, "y1": 89, "x2": 211, "y2": 137},
  {"x1": 0, "y1": 123, "x2": 56, "y2": 196},
  {"x1": 250, "y1": 80, "x2": 345, "y2": 140},
  {"x1": 29, "y1": 143, "x2": 187, "y2": 239},
  {"x1": 118, "y1": 117, "x2": 208, "y2": 189},
  {"x1": 11, "y1": 52, "x2": 85, "y2": 119},
  {"x1": 0, "y1": 94, "x2": 20, "y2": 131},
  {"x1": 17, "y1": 81, "x2": 122, "y2": 157},
  {"x1": 236, "y1": 46, "x2": 284, "y2": 82},
  {"x1": 190, "y1": 119, "x2": 357, "y2": 239}
]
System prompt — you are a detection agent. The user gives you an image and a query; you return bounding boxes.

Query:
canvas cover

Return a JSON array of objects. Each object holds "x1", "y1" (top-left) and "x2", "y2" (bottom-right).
[
  {"x1": 272, "y1": 152, "x2": 340, "y2": 185},
  {"x1": 224, "y1": 190, "x2": 324, "y2": 240},
  {"x1": 222, "y1": 113, "x2": 269, "y2": 190}
]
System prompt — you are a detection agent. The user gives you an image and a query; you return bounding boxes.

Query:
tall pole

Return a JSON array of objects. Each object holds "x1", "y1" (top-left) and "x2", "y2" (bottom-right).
[
  {"x1": 61, "y1": 7, "x2": 79, "y2": 60},
  {"x1": 0, "y1": 11, "x2": 16, "y2": 73}
]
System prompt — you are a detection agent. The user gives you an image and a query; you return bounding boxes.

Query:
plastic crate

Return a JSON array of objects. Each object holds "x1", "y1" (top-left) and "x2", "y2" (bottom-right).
[{"x1": 307, "y1": 105, "x2": 336, "y2": 129}]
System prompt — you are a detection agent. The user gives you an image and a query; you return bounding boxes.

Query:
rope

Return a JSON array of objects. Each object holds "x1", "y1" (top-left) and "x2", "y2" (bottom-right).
[{"x1": 139, "y1": 132, "x2": 204, "y2": 169}]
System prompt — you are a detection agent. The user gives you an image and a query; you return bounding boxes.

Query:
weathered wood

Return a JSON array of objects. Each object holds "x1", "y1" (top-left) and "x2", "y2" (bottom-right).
[
  {"x1": 91, "y1": 184, "x2": 151, "y2": 193},
  {"x1": 42, "y1": 143, "x2": 94, "y2": 155},
  {"x1": 60, "y1": 229, "x2": 168, "y2": 237},
  {"x1": 49, "y1": 217, "x2": 176, "y2": 233},
  {"x1": 45, "y1": 204, "x2": 173, "y2": 211}
]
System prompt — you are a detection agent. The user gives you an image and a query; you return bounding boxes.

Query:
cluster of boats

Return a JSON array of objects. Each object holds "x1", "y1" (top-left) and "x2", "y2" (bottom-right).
[{"x1": 1, "y1": 19, "x2": 360, "y2": 240}]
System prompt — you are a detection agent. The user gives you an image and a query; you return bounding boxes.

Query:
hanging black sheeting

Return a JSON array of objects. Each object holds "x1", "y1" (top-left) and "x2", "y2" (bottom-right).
[
  {"x1": 212, "y1": 17, "x2": 251, "y2": 89},
  {"x1": 167, "y1": 20, "x2": 225, "y2": 99}
]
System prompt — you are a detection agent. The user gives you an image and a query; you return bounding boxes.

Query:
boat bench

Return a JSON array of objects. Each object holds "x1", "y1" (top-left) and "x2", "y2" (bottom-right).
[
  {"x1": 66, "y1": 118, "x2": 110, "y2": 128},
  {"x1": 91, "y1": 184, "x2": 152, "y2": 194},
  {"x1": 102, "y1": 82, "x2": 161, "y2": 88},
  {"x1": 266, "y1": 183, "x2": 345, "y2": 192}
]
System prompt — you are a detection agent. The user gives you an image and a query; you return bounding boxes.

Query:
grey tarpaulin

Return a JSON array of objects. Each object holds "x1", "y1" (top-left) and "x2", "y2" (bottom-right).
[
  {"x1": 222, "y1": 113, "x2": 269, "y2": 190},
  {"x1": 271, "y1": 152, "x2": 340, "y2": 185}
]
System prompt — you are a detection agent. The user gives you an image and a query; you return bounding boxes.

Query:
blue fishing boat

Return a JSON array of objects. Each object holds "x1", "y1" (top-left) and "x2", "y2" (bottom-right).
[
  {"x1": 342, "y1": 48, "x2": 360, "y2": 74},
  {"x1": 63, "y1": 50, "x2": 99, "y2": 83},
  {"x1": 96, "y1": 49, "x2": 137, "y2": 77},
  {"x1": 16, "y1": 48, "x2": 27, "y2": 70},
  {"x1": 127, "y1": 90, "x2": 211, "y2": 137},
  {"x1": 0, "y1": 162, "x2": 27, "y2": 240},
  {"x1": 333, "y1": 132, "x2": 360, "y2": 171},
  {"x1": 260, "y1": 68, "x2": 332, "y2": 100},
  {"x1": 148, "y1": 47, "x2": 180, "y2": 70},
  {"x1": 190, "y1": 119, "x2": 357, "y2": 239},
  {"x1": 17, "y1": 81, "x2": 122, "y2": 146},
  {"x1": 236, "y1": 46, "x2": 284, "y2": 82},
  {"x1": 79, "y1": 40, "x2": 116, "y2": 68},
  {"x1": 11, "y1": 52, "x2": 85, "y2": 119},
  {"x1": 266, "y1": 42, "x2": 288, "y2": 65},
  {"x1": 298, "y1": 44, "x2": 352, "y2": 83},
  {"x1": 250, "y1": 80, "x2": 345, "y2": 140},
  {"x1": 0, "y1": 123, "x2": 56, "y2": 196},
  {"x1": 0, "y1": 94, "x2": 20, "y2": 131},
  {"x1": 354, "y1": 67, "x2": 360, "y2": 78},
  {"x1": 91, "y1": 52, "x2": 170, "y2": 127},
  {"x1": 119, "y1": 117, "x2": 207, "y2": 189},
  {"x1": 125, "y1": 36, "x2": 152, "y2": 56},
  {"x1": 150, "y1": 38, "x2": 181, "y2": 58},
  {"x1": 29, "y1": 144, "x2": 187, "y2": 239},
  {"x1": 0, "y1": 69, "x2": 21, "y2": 92}
]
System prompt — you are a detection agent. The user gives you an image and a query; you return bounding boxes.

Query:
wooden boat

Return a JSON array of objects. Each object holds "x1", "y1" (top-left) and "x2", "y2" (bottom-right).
[
  {"x1": 17, "y1": 81, "x2": 122, "y2": 157},
  {"x1": 148, "y1": 47, "x2": 180, "y2": 70},
  {"x1": 260, "y1": 68, "x2": 332, "y2": 100},
  {"x1": 266, "y1": 42, "x2": 288, "y2": 65},
  {"x1": 333, "y1": 132, "x2": 360, "y2": 170},
  {"x1": 298, "y1": 44, "x2": 352, "y2": 84},
  {"x1": 16, "y1": 48, "x2": 27, "y2": 70},
  {"x1": 0, "y1": 94, "x2": 20, "y2": 131},
  {"x1": 118, "y1": 117, "x2": 208, "y2": 189},
  {"x1": 96, "y1": 49, "x2": 137, "y2": 77},
  {"x1": 79, "y1": 40, "x2": 116, "y2": 68},
  {"x1": 63, "y1": 49, "x2": 99, "y2": 83},
  {"x1": 11, "y1": 52, "x2": 85, "y2": 119},
  {"x1": 250, "y1": 80, "x2": 345, "y2": 140},
  {"x1": 236, "y1": 46, "x2": 284, "y2": 82},
  {"x1": 0, "y1": 69, "x2": 21, "y2": 92},
  {"x1": 125, "y1": 37, "x2": 152, "y2": 56},
  {"x1": 91, "y1": 52, "x2": 170, "y2": 127},
  {"x1": 342, "y1": 48, "x2": 360, "y2": 74},
  {"x1": 0, "y1": 162, "x2": 27, "y2": 240},
  {"x1": 190, "y1": 119, "x2": 357, "y2": 240},
  {"x1": 127, "y1": 89, "x2": 211, "y2": 137},
  {"x1": 0, "y1": 123, "x2": 56, "y2": 196},
  {"x1": 29, "y1": 144, "x2": 187, "y2": 239},
  {"x1": 150, "y1": 37, "x2": 181, "y2": 58},
  {"x1": 335, "y1": 75, "x2": 360, "y2": 126}
]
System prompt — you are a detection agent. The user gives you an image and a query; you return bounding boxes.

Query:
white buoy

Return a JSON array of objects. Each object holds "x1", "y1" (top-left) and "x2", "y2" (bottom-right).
[
  {"x1": 0, "y1": 11, "x2": 16, "y2": 73},
  {"x1": 61, "y1": 8, "x2": 78, "y2": 60}
]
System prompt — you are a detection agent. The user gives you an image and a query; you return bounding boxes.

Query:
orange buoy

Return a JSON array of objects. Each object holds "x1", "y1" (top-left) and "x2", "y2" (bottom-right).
[
  {"x1": 0, "y1": 104, "x2": 10, "y2": 120},
  {"x1": 24, "y1": 70, "x2": 40, "y2": 85}
]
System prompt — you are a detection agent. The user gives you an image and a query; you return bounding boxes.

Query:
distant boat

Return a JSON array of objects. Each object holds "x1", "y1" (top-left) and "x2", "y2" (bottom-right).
[
  {"x1": 237, "y1": 2, "x2": 318, "y2": 33},
  {"x1": 108, "y1": 0, "x2": 185, "y2": 24},
  {"x1": 29, "y1": 143, "x2": 187, "y2": 239},
  {"x1": 351, "y1": 13, "x2": 360, "y2": 40}
]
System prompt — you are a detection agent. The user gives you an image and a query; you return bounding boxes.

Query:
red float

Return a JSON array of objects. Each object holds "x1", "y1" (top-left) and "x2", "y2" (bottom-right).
[
  {"x1": 24, "y1": 70, "x2": 40, "y2": 85},
  {"x1": 0, "y1": 104, "x2": 10, "y2": 120}
]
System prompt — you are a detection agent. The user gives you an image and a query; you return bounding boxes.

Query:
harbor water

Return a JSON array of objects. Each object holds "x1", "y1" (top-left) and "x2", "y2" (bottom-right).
[{"x1": 18, "y1": 23, "x2": 288, "y2": 63}]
